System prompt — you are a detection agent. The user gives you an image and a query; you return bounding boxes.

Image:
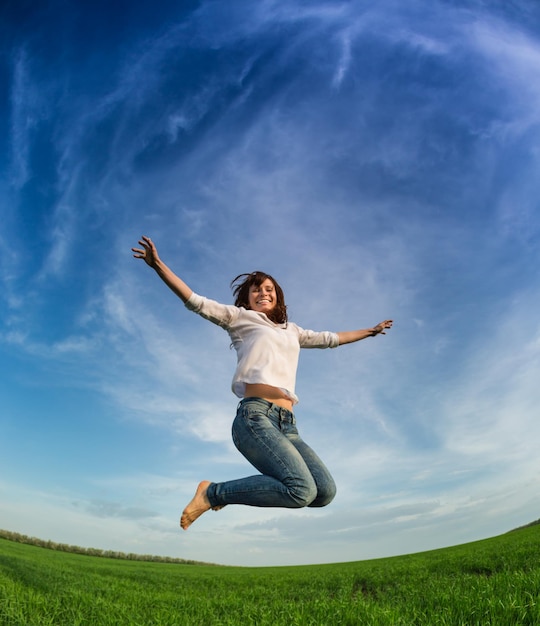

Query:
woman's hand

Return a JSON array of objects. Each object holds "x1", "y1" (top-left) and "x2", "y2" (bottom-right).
[
  {"x1": 131, "y1": 236, "x2": 193, "y2": 303},
  {"x1": 132, "y1": 235, "x2": 160, "y2": 268},
  {"x1": 371, "y1": 320, "x2": 393, "y2": 336}
]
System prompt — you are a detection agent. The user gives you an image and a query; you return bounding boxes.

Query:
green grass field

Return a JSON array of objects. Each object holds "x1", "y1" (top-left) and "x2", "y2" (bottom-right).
[{"x1": 1, "y1": 525, "x2": 540, "y2": 625}]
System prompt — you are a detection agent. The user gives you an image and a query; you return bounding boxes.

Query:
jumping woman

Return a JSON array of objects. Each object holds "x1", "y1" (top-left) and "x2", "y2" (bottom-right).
[{"x1": 132, "y1": 236, "x2": 392, "y2": 530}]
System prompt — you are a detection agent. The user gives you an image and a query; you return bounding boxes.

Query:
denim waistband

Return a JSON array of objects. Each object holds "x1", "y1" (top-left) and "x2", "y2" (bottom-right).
[{"x1": 238, "y1": 397, "x2": 295, "y2": 420}]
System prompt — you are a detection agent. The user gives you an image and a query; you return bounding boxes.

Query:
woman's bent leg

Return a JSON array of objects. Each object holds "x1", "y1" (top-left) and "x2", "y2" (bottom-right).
[
  {"x1": 206, "y1": 399, "x2": 317, "y2": 509},
  {"x1": 288, "y1": 435, "x2": 336, "y2": 507}
]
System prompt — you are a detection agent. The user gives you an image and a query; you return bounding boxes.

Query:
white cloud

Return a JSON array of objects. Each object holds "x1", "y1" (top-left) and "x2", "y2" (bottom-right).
[
  {"x1": 9, "y1": 49, "x2": 34, "y2": 189},
  {"x1": 332, "y1": 29, "x2": 352, "y2": 88},
  {"x1": 471, "y1": 17, "x2": 540, "y2": 128}
]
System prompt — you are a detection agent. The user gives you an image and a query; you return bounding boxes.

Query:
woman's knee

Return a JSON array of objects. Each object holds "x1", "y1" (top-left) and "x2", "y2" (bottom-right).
[
  {"x1": 288, "y1": 478, "x2": 318, "y2": 508},
  {"x1": 309, "y1": 480, "x2": 337, "y2": 508},
  {"x1": 287, "y1": 471, "x2": 337, "y2": 508}
]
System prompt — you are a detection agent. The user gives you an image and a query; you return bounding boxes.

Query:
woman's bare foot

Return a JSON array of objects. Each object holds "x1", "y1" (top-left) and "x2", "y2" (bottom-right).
[{"x1": 180, "y1": 481, "x2": 212, "y2": 530}]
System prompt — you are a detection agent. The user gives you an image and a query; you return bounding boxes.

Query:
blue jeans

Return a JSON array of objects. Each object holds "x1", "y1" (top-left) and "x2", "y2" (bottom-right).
[{"x1": 206, "y1": 398, "x2": 336, "y2": 509}]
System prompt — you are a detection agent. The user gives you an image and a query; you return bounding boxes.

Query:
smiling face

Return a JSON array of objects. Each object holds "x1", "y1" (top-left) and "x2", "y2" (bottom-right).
[
  {"x1": 248, "y1": 278, "x2": 277, "y2": 315},
  {"x1": 231, "y1": 271, "x2": 288, "y2": 324}
]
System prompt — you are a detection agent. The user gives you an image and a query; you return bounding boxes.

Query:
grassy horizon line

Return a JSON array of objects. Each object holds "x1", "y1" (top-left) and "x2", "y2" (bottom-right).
[{"x1": 2, "y1": 516, "x2": 540, "y2": 568}]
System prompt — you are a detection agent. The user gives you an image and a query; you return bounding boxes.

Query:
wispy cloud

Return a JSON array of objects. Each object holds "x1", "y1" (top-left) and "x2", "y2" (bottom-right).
[
  {"x1": 471, "y1": 17, "x2": 540, "y2": 122},
  {"x1": 9, "y1": 49, "x2": 34, "y2": 189}
]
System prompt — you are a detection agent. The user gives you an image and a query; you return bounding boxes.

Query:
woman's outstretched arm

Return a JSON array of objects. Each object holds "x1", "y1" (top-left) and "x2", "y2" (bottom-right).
[
  {"x1": 337, "y1": 320, "x2": 393, "y2": 346},
  {"x1": 132, "y1": 235, "x2": 193, "y2": 303}
]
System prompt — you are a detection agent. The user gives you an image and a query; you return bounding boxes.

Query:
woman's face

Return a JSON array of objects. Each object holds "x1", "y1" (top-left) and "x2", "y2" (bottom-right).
[{"x1": 248, "y1": 278, "x2": 276, "y2": 315}]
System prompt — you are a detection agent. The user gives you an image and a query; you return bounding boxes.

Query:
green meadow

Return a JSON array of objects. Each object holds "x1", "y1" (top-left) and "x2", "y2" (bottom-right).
[{"x1": 1, "y1": 524, "x2": 540, "y2": 625}]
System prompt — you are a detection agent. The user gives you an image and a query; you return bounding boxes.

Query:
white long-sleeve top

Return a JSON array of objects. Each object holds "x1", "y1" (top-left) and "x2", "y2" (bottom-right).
[{"x1": 185, "y1": 292, "x2": 339, "y2": 404}]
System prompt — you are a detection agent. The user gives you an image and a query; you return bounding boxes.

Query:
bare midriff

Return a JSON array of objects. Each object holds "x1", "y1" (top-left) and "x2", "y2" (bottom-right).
[{"x1": 243, "y1": 383, "x2": 294, "y2": 412}]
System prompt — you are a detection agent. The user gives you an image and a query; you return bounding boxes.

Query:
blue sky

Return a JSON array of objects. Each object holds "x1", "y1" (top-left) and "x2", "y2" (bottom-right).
[{"x1": 2, "y1": 0, "x2": 540, "y2": 567}]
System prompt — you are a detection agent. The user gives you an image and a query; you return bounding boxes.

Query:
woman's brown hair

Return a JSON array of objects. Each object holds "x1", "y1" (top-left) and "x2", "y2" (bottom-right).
[{"x1": 231, "y1": 271, "x2": 288, "y2": 325}]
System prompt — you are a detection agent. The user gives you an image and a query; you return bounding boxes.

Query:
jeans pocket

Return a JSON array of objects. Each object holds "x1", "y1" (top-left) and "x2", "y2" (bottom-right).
[{"x1": 280, "y1": 420, "x2": 298, "y2": 436}]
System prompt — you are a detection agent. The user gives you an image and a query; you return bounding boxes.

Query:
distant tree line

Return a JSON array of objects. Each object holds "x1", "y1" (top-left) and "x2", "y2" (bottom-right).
[
  {"x1": 509, "y1": 519, "x2": 540, "y2": 532},
  {"x1": 0, "y1": 528, "x2": 218, "y2": 566}
]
